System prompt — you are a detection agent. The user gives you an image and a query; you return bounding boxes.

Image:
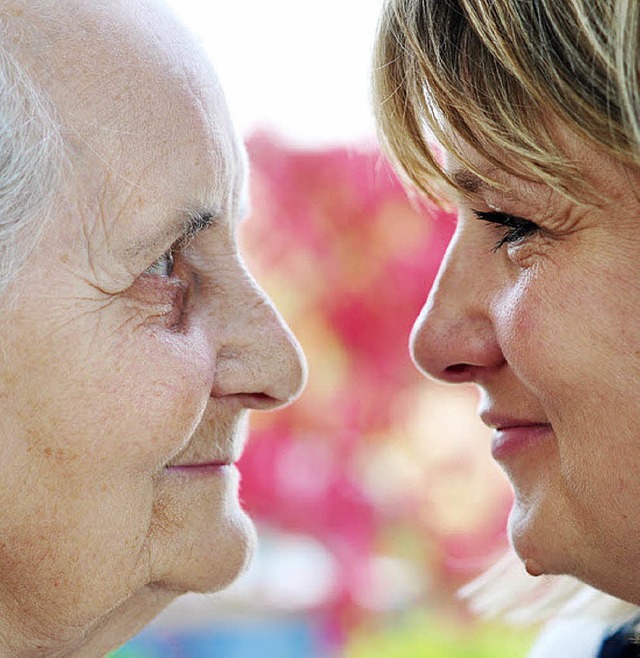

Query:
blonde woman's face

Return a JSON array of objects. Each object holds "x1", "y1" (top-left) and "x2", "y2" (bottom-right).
[
  {"x1": 0, "y1": 0, "x2": 306, "y2": 653},
  {"x1": 411, "y1": 130, "x2": 640, "y2": 604}
]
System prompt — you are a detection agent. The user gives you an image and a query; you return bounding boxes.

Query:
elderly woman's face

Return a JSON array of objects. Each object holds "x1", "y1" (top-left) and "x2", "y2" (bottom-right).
[
  {"x1": 412, "y1": 131, "x2": 640, "y2": 602},
  {"x1": 0, "y1": 0, "x2": 305, "y2": 651}
]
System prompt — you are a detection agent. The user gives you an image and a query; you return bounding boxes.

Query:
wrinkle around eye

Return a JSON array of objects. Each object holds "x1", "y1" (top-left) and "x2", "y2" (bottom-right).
[
  {"x1": 505, "y1": 231, "x2": 558, "y2": 270},
  {"x1": 122, "y1": 274, "x2": 189, "y2": 331},
  {"x1": 128, "y1": 248, "x2": 196, "y2": 329}
]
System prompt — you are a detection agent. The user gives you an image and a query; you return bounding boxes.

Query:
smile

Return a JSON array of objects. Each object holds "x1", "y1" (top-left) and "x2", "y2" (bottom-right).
[
  {"x1": 490, "y1": 423, "x2": 553, "y2": 460},
  {"x1": 166, "y1": 462, "x2": 235, "y2": 476}
]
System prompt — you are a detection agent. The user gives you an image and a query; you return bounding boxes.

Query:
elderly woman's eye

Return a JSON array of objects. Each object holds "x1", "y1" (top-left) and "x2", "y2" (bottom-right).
[
  {"x1": 473, "y1": 210, "x2": 540, "y2": 252},
  {"x1": 145, "y1": 250, "x2": 175, "y2": 277}
]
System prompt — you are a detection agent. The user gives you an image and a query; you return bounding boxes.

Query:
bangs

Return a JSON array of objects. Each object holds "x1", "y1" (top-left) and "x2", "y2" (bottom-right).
[{"x1": 372, "y1": 0, "x2": 635, "y2": 205}]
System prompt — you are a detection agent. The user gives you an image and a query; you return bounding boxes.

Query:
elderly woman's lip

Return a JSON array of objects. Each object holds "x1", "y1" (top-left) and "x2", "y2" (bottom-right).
[
  {"x1": 166, "y1": 462, "x2": 234, "y2": 473},
  {"x1": 490, "y1": 423, "x2": 554, "y2": 460}
]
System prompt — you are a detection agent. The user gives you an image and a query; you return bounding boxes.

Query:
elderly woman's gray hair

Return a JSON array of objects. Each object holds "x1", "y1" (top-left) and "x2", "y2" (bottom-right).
[{"x1": 0, "y1": 39, "x2": 62, "y2": 290}]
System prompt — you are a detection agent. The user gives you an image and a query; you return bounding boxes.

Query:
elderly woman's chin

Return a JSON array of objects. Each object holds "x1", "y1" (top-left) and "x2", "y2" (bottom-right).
[
  {"x1": 146, "y1": 470, "x2": 258, "y2": 596},
  {"x1": 160, "y1": 507, "x2": 257, "y2": 595}
]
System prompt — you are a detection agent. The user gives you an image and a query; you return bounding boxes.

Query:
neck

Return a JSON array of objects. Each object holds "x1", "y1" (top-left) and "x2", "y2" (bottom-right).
[{"x1": 0, "y1": 587, "x2": 176, "y2": 658}]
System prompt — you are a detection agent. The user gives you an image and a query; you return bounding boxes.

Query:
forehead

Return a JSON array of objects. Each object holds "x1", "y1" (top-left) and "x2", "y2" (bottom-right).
[
  {"x1": 442, "y1": 126, "x2": 640, "y2": 209},
  {"x1": 11, "y1": 0, "x2": 245, "y2": 223},
  {"x1": 442, "y1": 146, "x2": 538, "y2": 209}
]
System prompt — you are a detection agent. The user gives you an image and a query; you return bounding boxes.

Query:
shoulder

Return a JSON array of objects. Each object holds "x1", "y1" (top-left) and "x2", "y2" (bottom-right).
[
  {"x1": 598, "y1": 621, "x2": 640, "y2": 657},
  {"x1": 528, "y1": 618, "x2": 614, "y2": 658}
]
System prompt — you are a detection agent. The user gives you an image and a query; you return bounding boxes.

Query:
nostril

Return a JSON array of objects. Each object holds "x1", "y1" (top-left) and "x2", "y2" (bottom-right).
[
  {"x1": 241, "y1": 392, "x2": 281, "y2": 410},
  {"x1": 210, "y1": 391, "x2": 281, "y2": 410},
  {"x1": 442, "y1": 363, "x2": 474, "y2": 382}
]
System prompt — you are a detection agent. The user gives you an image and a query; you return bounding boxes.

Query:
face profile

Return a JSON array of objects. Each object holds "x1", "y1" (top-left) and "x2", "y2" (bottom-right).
[
  {"x1": 373, "y1": 0, "x2": 640, "y2": 616},
  {"x1": 411, "y1": 132, "x2": 640, "y2": 596},
  {"x1": 0, "y1": 0, "x2": 306, "y2": 655}
]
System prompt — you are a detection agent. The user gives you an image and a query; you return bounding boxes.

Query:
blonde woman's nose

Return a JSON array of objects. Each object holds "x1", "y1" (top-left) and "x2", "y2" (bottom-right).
[{"x1": 410, "y1": 235, "x2": 504, "y2": 384}]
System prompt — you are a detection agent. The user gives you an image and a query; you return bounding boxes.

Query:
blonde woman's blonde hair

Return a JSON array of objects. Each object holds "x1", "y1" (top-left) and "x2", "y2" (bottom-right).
[{"x1": 372, "y1": 0, "x2": 640, "y2": 204}]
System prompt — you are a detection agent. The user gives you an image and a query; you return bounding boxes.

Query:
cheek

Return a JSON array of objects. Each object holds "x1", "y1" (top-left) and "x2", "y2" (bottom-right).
[
  {"x1": 92, "y1": 325, "x2": 214, "y2": 470},
  {"x1": 492, "y1": 277, "x2": 551, "y2": 383},
  {"x1": 496, "y1": 264, "x2": 640, "y2": 476},
  {"x1": 493, "y1": 265, "x2": 627, "y2": 403},
  {"x1": 1, "y1": 318, "x2": 214, "y2": 479}
]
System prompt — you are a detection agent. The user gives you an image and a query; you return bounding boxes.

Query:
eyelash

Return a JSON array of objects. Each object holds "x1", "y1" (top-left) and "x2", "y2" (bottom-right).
[
  {"x1": 144, "y1": 211, "x2": 215, "y2": 279},
  {"x1": 472, "y1": 210, "x2": 540, "y2": 252},
  {"x1": 145, "y1": 249, "x2": 175, "y2": 277},
  {"x1": 145, "y1": 232, "x2": 198, "y2": 279}
]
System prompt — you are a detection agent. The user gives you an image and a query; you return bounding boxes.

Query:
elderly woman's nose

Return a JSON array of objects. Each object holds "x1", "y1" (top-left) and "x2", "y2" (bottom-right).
[
  {"x1": 211, "y1": 282, "x2": 307, "y2": 409},
  {"x1": 410, "y1": 244, "x2": 504, "y2": 384}
]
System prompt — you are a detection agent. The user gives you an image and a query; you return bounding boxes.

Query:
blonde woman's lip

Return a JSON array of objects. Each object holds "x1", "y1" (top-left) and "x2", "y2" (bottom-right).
[{"x1": 490, "y1": 423, "x2": 553, "y2": 460}]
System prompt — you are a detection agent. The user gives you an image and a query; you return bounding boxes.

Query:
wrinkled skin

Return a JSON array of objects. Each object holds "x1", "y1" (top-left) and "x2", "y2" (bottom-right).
[
  {"x1": 411, "y1": 130, "x2": 640, "y2": 605},
  {"x1": 0, "y1": 1, "x2": 306, "y2": 656}
]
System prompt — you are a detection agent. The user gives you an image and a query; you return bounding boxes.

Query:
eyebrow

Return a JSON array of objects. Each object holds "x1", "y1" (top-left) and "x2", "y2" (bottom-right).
[{"x1": 449, "y1": 169, "x2": 491, "y2": 194}]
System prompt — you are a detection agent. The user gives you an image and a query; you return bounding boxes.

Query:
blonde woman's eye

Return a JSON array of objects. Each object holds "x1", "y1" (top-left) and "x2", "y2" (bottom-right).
[
  {"x1": 145, "y1": 250, "x2": 175, "y2": 277},
  {"x1": 472, "y1": 209, "x2": 540, "y2": 252}
]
